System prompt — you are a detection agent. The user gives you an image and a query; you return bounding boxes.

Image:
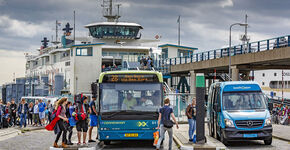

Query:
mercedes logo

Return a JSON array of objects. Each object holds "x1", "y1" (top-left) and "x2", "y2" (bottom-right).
[{"x1": 247, "y1": 121, "x2": 253, "y2": 127}]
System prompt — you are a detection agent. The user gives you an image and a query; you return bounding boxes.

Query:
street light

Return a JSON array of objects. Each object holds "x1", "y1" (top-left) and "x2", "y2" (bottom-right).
[{"x1": 229, "y1": 23, "x2": 248, "y2": 81}]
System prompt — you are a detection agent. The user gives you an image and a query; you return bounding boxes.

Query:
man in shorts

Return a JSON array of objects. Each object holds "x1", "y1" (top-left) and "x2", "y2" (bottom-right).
[
  {"x1": 76, "y1": 96, "x2": 89, "y2": 145},
  {"x1": 38, "y1": 99, "x2": 46, "y2": 126},
  {"x1": 88, "y1": 96, "x2": 98, "y2": 143}
]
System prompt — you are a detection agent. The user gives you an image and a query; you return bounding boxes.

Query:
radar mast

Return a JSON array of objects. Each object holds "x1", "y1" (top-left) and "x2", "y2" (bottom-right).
[{"x1": 101, "y1": 0, "x2": 121, "y2": 22}]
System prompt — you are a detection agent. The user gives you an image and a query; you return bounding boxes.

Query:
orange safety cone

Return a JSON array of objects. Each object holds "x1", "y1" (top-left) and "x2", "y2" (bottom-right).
[{"x1": 153, "y1": 130, "x2": 159, "y2": 146}]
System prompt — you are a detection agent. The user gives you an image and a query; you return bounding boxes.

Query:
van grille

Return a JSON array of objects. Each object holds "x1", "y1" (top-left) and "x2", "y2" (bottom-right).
[{"x1": 235, "y1": 120, "x2": 264, "y2": 128}]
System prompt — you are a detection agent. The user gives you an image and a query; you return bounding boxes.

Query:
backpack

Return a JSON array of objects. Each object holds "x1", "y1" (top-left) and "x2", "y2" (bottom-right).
[
  {"x1": 51, "y1": 106, "x2": 61, "y2": 121},
  {"x1": 161, "y1": 107, "x2": 174, "y2": 128},
  {"x1": 75, "y1": 103, "x2": 87, "y2": 121}
]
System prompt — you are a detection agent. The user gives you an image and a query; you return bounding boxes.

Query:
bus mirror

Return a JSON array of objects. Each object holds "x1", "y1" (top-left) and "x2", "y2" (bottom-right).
[{"x1": 91, "y1": 82, "x2": 98, "y2": 98}]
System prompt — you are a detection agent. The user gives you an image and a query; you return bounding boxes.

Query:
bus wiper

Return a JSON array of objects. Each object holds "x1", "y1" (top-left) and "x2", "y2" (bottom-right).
[{"x1": 104, "y1": 110, "x2": 126, "y2": 118}]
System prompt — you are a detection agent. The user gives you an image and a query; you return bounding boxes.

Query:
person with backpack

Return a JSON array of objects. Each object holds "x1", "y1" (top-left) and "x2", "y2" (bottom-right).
[
  {"x1": 75, "y1": 96, "x2": 89, "y2": 145},
  {"x1": 186, "y1": 97, "x2": 196, "y2": 142},
  {"x1": 45, "y1": 97, "x2": 69, "y2": 148},
  {"x1": 156, "y1": 98, "x2": 179, "y2": 150}
]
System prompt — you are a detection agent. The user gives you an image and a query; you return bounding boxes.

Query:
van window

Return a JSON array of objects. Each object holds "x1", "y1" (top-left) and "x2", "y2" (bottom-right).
[{"x1": 222, "y1": 92, "x2": 266, "y2": 110}]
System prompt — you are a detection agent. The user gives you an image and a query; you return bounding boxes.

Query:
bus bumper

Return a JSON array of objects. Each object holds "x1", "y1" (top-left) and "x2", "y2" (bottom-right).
[
  {"x1": 98, "y1": 130, "x2": 156, "y2": 141},
  {"x1": 222, "y1": 126, "x2": 272, "y2": 141}
]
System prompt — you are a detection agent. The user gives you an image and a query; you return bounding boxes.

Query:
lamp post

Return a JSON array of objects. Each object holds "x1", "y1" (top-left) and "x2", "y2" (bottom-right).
[{"x1": 229, "y1": 23, "x2": 248, "y2": 81}]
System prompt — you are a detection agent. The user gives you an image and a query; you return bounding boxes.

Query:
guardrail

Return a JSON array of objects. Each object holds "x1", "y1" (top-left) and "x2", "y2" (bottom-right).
[{"x1": 157, "y1": 35, "x2": 290, "y2": 69}]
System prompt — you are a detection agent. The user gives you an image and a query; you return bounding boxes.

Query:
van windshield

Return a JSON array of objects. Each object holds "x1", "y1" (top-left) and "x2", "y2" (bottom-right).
[{"x1": 222, "y1": 92, "x2": 267, "y2": 110}]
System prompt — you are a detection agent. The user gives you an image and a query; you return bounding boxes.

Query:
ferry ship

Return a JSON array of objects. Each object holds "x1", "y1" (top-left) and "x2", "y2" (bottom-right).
[
  {"x1": 1, "y1": 0, "x2": 197, "y2": 103},
  {"x1": 254, "y1": 70, "x2": 290, "y2": 99}
]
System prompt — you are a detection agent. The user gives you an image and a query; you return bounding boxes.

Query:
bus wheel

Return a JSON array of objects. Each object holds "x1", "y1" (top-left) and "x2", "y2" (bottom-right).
[
  {"x1": 264, "y1": 137, "x2": 272, "y2": 145},
  {"x1": 104, "y1": 140, "x2": 111, "y2": 145}
]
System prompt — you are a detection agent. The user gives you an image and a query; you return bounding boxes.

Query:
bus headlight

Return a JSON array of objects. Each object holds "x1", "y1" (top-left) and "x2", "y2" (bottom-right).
[
  {"x1": 224, "y1": 119, "x2": 234, "y2": 127},
  {"x1": 265, "y1": 118, "x2": 272, "y2": 126}
]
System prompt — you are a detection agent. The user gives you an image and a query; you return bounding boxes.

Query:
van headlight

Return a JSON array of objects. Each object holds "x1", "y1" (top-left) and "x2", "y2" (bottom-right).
[
  {"x1": 224, "y1": 119, "x2": 234, "y2": 127},
  {"x1": 265, "y1": 118, "x2": 272, "y2": 126}
]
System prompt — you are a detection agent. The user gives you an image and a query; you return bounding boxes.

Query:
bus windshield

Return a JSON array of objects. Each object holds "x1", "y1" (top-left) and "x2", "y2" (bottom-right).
[
  {"x1": 222, "y1": 92, "x2": 267, "y2": 110},
  {"x1": 100, "y1": 83, "x2": 162, "y2": 113}
]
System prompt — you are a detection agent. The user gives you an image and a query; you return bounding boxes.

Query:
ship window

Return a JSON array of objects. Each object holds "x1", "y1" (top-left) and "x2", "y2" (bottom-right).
[
  {"x1": 162, "y1": 48, "x2": 168, "y2": 59},
  {"x1": 76, "y1": 47, "x2": 93, "y2": 56},
  {"x1": 274, "y1": 73, "x2": 277, "y2": 76},
  {"x1": 89, "y1": 25, "x2": 140, "y2": 38},
  {"x1": 262, "y1": 73, "x2": 265, "y2": 77}
]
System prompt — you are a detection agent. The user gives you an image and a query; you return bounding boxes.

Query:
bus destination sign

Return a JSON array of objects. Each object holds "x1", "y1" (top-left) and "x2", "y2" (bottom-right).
[{"x1": 103, "y1": 74, "x2": 159, "y2": 83}]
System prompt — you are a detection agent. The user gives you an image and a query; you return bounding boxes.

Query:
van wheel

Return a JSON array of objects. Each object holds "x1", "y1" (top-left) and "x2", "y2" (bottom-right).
[
  {"x1": 220, "y1": 131, "x2": 228, "y2": 146},
  {"x1": 264, "y1": 137, "x2": 272, "y2": 145},
  {"x1": 104, "y1": 140, "x2": 111, "y2": 145}
]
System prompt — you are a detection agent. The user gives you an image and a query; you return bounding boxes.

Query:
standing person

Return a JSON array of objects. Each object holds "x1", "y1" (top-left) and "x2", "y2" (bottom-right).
[
  {"x1": 156, "y1": 98, "x2": 179, "y2": 150},
  {"x1": 10, "y1": 99, "x2": 17, "y2": 127},
  {"x1": 88, "y1": 96, "x2": 98, "y2": 143},
  {"x1": 46, "y1": 97, "x2": 68, "y2": 148},
  {"x1": 38, "y1": 99, "x2": 46, "y2": 126},
  {"x1": 33, "y1": 101, "x2": 40, "y2": 126},
  {"x1": 65, "y1": 101, "x2": 74, "y2": 145},
  {"x1": 0, "y1": 100, "x2": 3, "y2": 127},
  {"x1": 75, "y1": 96, "x2": 89, "y2": 145},
  {"x1": 140, "y1": 56, "x2": 144, "y2": 69},
  {"x1": 147, "y1": 56, "x2": 152, "y2": 69},
  {"x1": 186, "y1": 97, "x2": 196, "y2": 142},
  {"x1": 18, "y1": 99, "x2": 29, "y2": 128},
  {"x1": 47, "y1": 100, "x2": 53, "y2": 123},
  {"x1": 5, "y1": 102, "x2": 12, "y2": 127},
  {"x1": 28, "y1": 102, "x2": 34, "y2": 125}
]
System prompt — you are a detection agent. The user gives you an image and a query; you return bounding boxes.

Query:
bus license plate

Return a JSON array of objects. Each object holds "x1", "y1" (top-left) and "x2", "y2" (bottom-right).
[
  {"x1": 243, "y1": 134, "x2": 257, "y2": 138},
  {"x1": 125, "y1": 133, "x2": 138, "y2": 137}
]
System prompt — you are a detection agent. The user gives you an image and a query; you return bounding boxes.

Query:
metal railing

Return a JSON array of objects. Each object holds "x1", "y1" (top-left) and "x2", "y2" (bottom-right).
[
  {"x1": 165, "y1": 93, "x2": 196, "y2": 122},
  {"x1": 156, "y1": 35, "x2": 290, "y2": 69}
]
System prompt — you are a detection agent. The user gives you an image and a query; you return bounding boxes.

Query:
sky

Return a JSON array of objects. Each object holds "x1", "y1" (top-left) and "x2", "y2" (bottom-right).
[{"x1": 1, "y1": 0, "x2": 290, "y2": 84}]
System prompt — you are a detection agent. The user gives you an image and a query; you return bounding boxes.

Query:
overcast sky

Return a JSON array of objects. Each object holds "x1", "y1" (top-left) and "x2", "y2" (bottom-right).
[{"x1": 1, "y1": 0, "x2": 290, "y2": 84}]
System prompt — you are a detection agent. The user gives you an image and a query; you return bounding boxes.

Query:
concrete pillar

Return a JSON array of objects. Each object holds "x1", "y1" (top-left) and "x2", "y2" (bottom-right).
[
  {"x1": 190, "y1": 70, "x2": 196, "y2": 95},
  {"x1": 231, "y1": 66, "x2": 239, "y2": 81}
]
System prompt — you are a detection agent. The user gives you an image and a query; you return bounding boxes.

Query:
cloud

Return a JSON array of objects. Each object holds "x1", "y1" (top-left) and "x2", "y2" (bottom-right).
[
  {"x1": 0, "y1": 49, "x2": 26, "y2": 85},
  {"x1": 0, "y1": 15, "x2": 50, "y2": 38},
  {"x1": 220, "y1": 0, "x2": 233, "y2": 8}
]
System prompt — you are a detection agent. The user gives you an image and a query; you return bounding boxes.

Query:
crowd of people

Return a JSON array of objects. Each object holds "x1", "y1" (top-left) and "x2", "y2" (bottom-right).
[
  {"x1": 45, "y1": 96, "x2": 98, "y2": 148},
  {"x1": 0, "y1": 98, "x2": 53, "y2": 128},
  {"x1": 272, "y1": 104, "x2": 290, "y2": 125},
  {"x1": 140, "y1": 56, "x2": 154, "y2": 69}
]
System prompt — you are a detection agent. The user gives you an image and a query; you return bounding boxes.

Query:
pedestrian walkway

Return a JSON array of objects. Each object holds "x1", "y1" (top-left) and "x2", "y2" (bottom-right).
[
  {"x1": 272, "y1": 124, "x2": 290, "y2": 142},
  {"x1": 173, "y1": 124, "x2": 226, "y2": 150},
  {"x1": 0, "y1": 125, "x2": 44, "y2": 141}
]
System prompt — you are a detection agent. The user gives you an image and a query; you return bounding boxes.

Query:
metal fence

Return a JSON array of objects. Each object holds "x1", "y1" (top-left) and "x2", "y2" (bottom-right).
[
  {"x1": 156, "y1": 35, "x2": 290, "y2": 69},
  {"x1": 165, "y1": 93, "x2": 196, "y2": 122}
]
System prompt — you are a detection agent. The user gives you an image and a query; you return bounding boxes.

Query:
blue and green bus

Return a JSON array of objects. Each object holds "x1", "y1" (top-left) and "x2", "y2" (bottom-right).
[{"x1": 96, "y1": 70, "x2": 163, "y2": 145}]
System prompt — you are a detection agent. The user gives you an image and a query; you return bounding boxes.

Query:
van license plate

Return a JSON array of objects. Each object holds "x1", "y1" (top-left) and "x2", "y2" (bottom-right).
[
  {"x1": 243, "y1": 134, "x2": 257, "y2": 138},
  {"x1": 125, "y1": 133, "x2": 138, "y2": 137}
]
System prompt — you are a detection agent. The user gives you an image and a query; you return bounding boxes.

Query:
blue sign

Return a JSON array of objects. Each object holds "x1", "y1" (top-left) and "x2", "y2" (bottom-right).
[{"x1": 223, "y1": 84, "x2": 261, "y2": 92}]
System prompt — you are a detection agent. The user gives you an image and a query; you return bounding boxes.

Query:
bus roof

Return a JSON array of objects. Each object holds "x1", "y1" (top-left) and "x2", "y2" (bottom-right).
[
  {"x1": 215, "y1": 81, "x2": 261, "y2": 92},
  {"x1": 99, "y1": 70, "x2": 163, "y2": 83}
]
